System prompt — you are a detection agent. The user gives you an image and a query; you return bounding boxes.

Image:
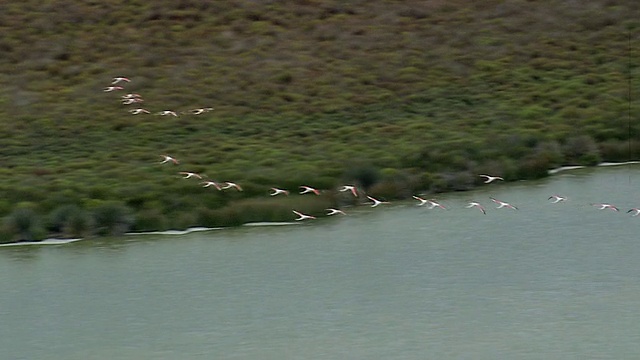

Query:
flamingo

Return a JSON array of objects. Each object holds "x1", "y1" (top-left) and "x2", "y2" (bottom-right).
[
  {"x1": 189, "y1": 107, "x2": 214, "y2": 115},
  {"x1": 129, "y1": 108, "x2": 150, "y2": 115},
  {"x1": 367, "y1": 196, "x2": 389, "y2": 208},
  {"x1": 548, "y1": 195, "x2": 568, "y2": 203},
  {"x1": 299, "y1": 186, "x2": 320, "y2": 195},
  {"x1": 122, "y1": 98, "x2": 144, "y2": 105},
  {"x1": 591, "y1": 203, "x2": 619, "y2": 211},
  {"x1": 479, "y1": 174, "x2": 504, "y2": 183},
  {"x1": 326, "y1": 208, "x2": 346, "y2": 216},
  {"x1": 339, "y1": 185, "x2": 358, "y2": 197},
  {"x1": 103, "y1": 86, "x2": 124, "y2": 92},
  {"x1": 627, "y1": 208, "x2": 640, "y2": 217},
  {"x1": 160, "y1": 155, "x2": 179, "y2": 164},
  {"x1": 112, "y1": 77, "x2": 130, "y2": 84},
  {"x1": 412, "y1": 196, "x2": 429, "y2": 206},
  {"x1": 122, "y1": 93, "x2": 142, "y2": 99},
  {"x1": 270, "y1": 188, "x2": 289, "y2": 196},
  {"x1": 466, "y1": 201, "x2": 486, "y2": 215},
  {"x1": 425, "y1": 199, "x2": 447, "y2": 210},
  {"x1": 201, "y1": 181, "x2": 222, "y2": 190},
  {"x1": 157, "y1": 110, "x2": 178, "y2": 117},
  {"x1": 221, "y1": 182, "x2": 243, "y2": 191},
  {"x1": 293, "y1": 210, "x2": 315, "y2": 221},
  {"x1": 179, "y1": 172, "x2": 203, "y2": 179},
  {"x1": 490, "y1": 197, "x2": 518, "y2": 210}
]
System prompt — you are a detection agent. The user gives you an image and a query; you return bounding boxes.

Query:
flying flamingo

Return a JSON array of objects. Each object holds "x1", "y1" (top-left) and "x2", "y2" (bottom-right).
[
  {"x1": 326, "y1": 208, "x2": 346, "y2": 216},
  {"x1": 157, "y1": 110, "x2": 178, "y2": 117},
  {"x1": 103, "y1": 86, "x2": 124, "y2": 92},
  {"x1": 466, "y1": 201, "x2": 486, "y2": 215},
  {"x1": 367, "y1": 196, "x2": 389, "y2": 208},
  {"x1": 201, "y1": 181, "x2": 222, "y2": 190},
  {"x1": 299, "y1": 186, "x2": 320, "y2": 195},
  {"x1": 591, "y1": 203, "x2": 619, "y2": 211},
  {"x1": 112, "y1": 77, "x2": 130, "y2": 84},
  {"x1": 270, "y1": 188, "x2": 289, "y2": 196},
  {"x1": 160, "y1": 155, "x2": 179, "y2": 165},
  {"x1": 129, "y1": 108, "x2": 150, "y2": 115},
  {"x1": 293, "y1": 210, "x2": 315, "y2": 221},
  {"x1": 548, "y1": 195, "x2": 568, "y2": 203},
  {"x1": 413, "y1": 196, "x2": 446, "y2": 209},
  {"x1": 179, "y1": 172, "x2": 203, "y2": 179},
  {"x1": 490, "y1": 197, "x2": 518, "y2": 210},
  {"x1": 412, "y1": 196, "x2": 429, "y2": 206},
  {"x1": 339, "y1": 185, "x2": 358, "y2": 197},
  {"x1": 122, "y1": 98, "x2": 144, "y2": 105},
  {"x1": 221, "y1": 182, "x2": 243, "y2": 191},
  {"x1": 479, "y1": 174, "x2": 504, "y2": 183},
  {"x1": 189, "y1": 107, "x2": 214, "y2": 115},
  {"x1": 122, "y1": 93, "x2": 142, "y2": 99},
  {"x1": 627, "y1": 208, "x2": 640, "y2": 217}
]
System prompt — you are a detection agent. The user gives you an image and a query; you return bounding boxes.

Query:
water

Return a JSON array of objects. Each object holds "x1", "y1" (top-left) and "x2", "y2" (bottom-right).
[{"x1": 2, "y1": 165, "x2": 640, "y2": 359}]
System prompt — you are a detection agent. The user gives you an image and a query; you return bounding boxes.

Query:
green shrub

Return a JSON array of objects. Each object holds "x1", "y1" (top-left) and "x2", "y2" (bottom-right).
[
  {"x1": 4, "y1": 205, "x2": 45, "y2": 242},
  {"x1": 91, "y1": 201, "x2": 134, "y2": 236},
  {"x1": 563, "y1": 135, "x2": 601, "y2": 165}
]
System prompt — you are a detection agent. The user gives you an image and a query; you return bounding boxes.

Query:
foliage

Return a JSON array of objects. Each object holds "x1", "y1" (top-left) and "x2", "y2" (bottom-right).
[
  {"x1": 0, "y1": 0, "x2": 638, "y2": 239},
  {"x1": 3, "y1": 203, "x2": 45, "y2": 242}
]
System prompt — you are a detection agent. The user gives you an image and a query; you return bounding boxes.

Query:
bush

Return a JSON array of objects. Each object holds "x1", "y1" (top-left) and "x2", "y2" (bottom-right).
[
  {"x1": 563, "y1": 135, "x2": 601, "y2": 165},
  {"x1": 4, "y1": 205, "x2": 45, "y2": 242},
  {"x1": 91, "y1": 201, "x2": 134, "y2": 236},
  {"x1": 132, "y1": 209, "x2": 169, "y2": 232}
]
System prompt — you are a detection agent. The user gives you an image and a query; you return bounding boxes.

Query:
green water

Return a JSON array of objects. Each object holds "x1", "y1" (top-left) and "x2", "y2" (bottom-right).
[{"x1": 2, "y1": 165, "x2": 640, "y2": 359}]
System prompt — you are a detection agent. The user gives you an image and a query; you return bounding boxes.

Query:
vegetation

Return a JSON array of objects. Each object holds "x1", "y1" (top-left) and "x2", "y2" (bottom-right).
[{"x1": 0, "y1": 0, "x2": 638, "y2": 241}]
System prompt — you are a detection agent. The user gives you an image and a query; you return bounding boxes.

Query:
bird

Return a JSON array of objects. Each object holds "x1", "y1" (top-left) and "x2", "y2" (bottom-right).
[
  {"x1": 188, "y1": 107, "x2": 214, "y2": 115},
  {"x1": 548, "y1": 194, "x2": 568, "y2": 203},
  {"x1": 490, "y1": 197, "x2": 518, "y2": 210},
  {"x1": 479, "y1": 174, "x2": 504, "y2": 183},
  {"x1": 111, "y1": 77, "x2": 130, "y2": 84},
  {"x1": 590, "y1": 203, "x2": 619, "y2": 211},
  {"x1": 121, "y1": 93, "x2": 142, "y2": 99},
  {"x1": 293, "y1": 210, "x2": 315, "y2": 221},
  {"x1": 627, "y1": 208, "x2": 640, "y2": 216},
  {"x1": 103, "y1": 86, "x2": 124, "y2": 92},
  {"x1": 129, "y1": 108, "x2": 150, "y2": 115},
  {"x1": 179, "y1": 172, "x2": 203, "y2": 179},
  {"x1": 412, "y1": 196, "x2": 429, "y2": 206},
  {"x1": 201, "y1": 181, "x2": 222, "y2": 190},
  {"x1": 270, "y1": 188, "x2": 289, "y2": 196},
  {"x1": 466, "y1": 201, "x2": 486, "y2": 215},
  {"x1": 299, "y1": 186, "x2": 320, "y2": 195},
  {"x1": 326, "y1": 208, "x2": 346, "y2": 216},
  {"x1": 122, "y1": 98, "x2": 144, "y2": 105},
  {"x1": 339, "y1": 185, "x2": 358, "y2": 197},
  {"x1": 425, "y1": 199, "x2": 447, "y2": 210},
  {"x1": 221, "y1": 182, "x2": 243, "y2": 191},
  {"x1": 160, "y1": 155, "x2": 179, "y2": 164},
  {"x1": 367, "y1": 196, "x2": 389, "y2": 208},
  {"x1": 157, "y1": 110, "x2": 178, "y2": 117}
]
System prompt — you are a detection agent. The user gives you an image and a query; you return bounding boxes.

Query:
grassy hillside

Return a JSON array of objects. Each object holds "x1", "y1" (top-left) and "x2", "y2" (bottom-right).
[{"x1": 0, "y1": 0, "x2": 639, "y2": 240}]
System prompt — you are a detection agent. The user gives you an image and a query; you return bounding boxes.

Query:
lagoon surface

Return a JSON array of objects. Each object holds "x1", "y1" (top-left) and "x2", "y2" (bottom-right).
[{"x1": 2, "y1": 165, "x2": 640, "y2": 359}]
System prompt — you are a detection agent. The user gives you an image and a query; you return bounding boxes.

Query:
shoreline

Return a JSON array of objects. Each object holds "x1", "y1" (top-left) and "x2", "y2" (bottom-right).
[{"x1": 2, "y1": 161, "x2": 638, "y2": 246}]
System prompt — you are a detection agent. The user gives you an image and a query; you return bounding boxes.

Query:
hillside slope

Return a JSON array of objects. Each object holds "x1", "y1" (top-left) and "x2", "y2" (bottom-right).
[{"x1": 0, "y1": 0, "x2": 638, "y2": 239}]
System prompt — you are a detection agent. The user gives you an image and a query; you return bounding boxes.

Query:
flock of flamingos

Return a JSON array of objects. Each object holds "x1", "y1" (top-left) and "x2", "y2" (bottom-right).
[{"x1": 104, "y1": 77, "x2": 640, "y2": 222}]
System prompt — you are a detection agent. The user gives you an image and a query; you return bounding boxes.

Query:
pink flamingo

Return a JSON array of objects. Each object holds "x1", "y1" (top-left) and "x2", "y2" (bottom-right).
[
  {"x1": 160, "y1": 155, "x2": 179, "y2": 165},
  {"x1": 293, "y1": 210, "x2": 315, "y2": 221},
  {"x1": 299, "y1": 186, "x2": 320, "y2": 195}
]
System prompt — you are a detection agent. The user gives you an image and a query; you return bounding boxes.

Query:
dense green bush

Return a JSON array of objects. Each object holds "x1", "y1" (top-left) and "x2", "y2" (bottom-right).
[
  {"x1": 91, "y1": 201, "x2": 134, "y2": 236},
  {"x1": 4, "y1": 203, "x2": 45, "y2": 242}
]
